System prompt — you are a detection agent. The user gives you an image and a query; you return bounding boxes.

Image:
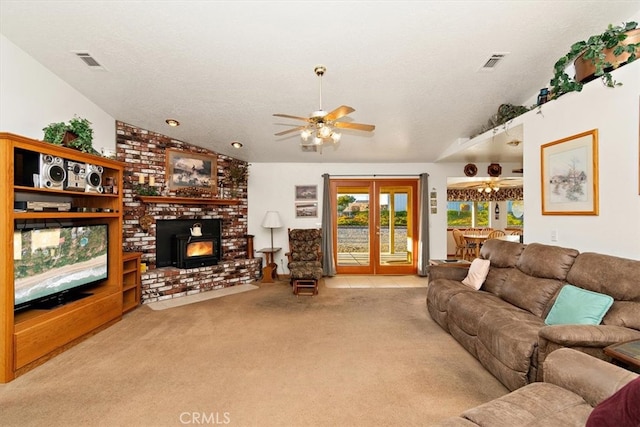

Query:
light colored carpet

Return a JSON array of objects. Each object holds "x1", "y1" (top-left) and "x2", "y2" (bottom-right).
[
  {"x1": 0, "y1": 280, "x2": 507, "y2": 427},
  {"x1": 324, "y1": 275, "x2": 427, "y2": 288},
  {"x1": 147, "y1": 284, "x2": 259, "y2": 310}
]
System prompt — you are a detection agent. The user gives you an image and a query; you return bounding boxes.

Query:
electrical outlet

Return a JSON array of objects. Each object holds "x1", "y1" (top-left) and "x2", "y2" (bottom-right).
[{"x1": 551, "y1": 230, "x2": 558, "y2": 242}]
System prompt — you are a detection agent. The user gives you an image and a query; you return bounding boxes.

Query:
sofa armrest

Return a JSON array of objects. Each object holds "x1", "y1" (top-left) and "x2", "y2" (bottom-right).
[
  {"x1": 539, "y1": 325, "x2": 640, "y2": 348},
  {"x1": 428, "y1": 265, "x2": 469, "y2": 283},
  {"x1": 543, "y1": 348, "x2": 638, "y2": 407},
  {"x1": 537, "y1": 325, "x2": 640, "y2": 381}
]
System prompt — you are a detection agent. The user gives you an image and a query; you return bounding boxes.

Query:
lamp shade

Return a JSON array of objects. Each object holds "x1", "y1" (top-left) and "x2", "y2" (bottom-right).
[{"x1": 261, "y1": 211, "x2": 282, "y2": 229}]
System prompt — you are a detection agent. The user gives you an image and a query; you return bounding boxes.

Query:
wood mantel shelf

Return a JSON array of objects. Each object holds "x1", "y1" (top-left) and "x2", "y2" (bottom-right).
[{"x1": 137, "y1": 196, "x2": 241, "y2": 205}]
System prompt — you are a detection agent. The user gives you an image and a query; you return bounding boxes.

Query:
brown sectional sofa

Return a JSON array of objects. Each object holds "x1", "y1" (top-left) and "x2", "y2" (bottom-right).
[
  {"x1": 427, "y1": 239, "x2": 640, "y2": 391},
  {"x1": 434, "y1": 348, "x2": 638, "y2": 426}
]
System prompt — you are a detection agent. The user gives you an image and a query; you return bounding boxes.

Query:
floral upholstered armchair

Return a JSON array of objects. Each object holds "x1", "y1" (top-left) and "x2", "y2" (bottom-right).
[{"x1": 286, "y1": 228, "x2": 323, "y2": 295}]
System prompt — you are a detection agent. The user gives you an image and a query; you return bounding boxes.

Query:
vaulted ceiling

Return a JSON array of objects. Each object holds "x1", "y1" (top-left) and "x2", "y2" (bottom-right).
[{"x1": 1, "y1": 1, "x2": 637, "y2": 163}]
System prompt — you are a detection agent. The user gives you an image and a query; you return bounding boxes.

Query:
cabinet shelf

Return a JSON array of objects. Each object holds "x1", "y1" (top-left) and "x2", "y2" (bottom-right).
[
  {"x1": 138, "y1": 196, "x2": 240, "y2": 205},
  {"x1": 15, "y1": 185, "x2": 120, "y2": 198},
  {"x1": 14, "y1": 211, "x2": 120, "y2": 220},
  {"x1": 122, "y1": 252, "x2": 142, "y2": 314}
]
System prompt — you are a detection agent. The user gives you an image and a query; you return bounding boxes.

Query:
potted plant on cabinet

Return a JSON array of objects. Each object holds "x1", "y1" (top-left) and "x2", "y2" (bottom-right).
[
  {"x1": 42, "y1": 115, "x2": 96, "y2": 153},
  {"x1": 550, "y1": 21, "x2": 639, "y2": 99}
]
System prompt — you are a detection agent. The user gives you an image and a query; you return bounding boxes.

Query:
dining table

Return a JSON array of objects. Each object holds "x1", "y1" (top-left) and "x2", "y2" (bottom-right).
[{"x1": 462, "y1": 234, "x2": 490, "y2": 259}]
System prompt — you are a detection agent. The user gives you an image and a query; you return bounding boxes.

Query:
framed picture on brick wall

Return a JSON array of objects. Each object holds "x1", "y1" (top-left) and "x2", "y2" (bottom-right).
[{"x1": 166, "y1": 149, "x2": 217, "y2": 195}]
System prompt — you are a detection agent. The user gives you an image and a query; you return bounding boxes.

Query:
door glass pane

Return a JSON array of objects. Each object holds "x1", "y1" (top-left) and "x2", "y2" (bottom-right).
[
  {"x1": 379, "y1": 188, "x2": 411, "y2": 265},
  {"x1": 336, "y1": 188, "x2": 370, "y2": 266}
]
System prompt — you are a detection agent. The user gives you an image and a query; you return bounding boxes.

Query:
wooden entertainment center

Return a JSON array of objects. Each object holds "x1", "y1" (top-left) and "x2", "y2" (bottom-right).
[{"x1": 0, "y1": 133, "x2": 125, "y2": 383}]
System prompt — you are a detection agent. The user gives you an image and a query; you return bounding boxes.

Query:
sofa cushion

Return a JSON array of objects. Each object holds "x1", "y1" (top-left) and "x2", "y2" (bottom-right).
[
  {"x1": 603, "y1": 302, "x2": 640, "y2": 330},
  {"x1": 462, "y1": 382, "x2": 591, "y2": 427},
  {"x1": 480, "y1": 239, "x2": 525, "y2": 268},
  {"x1": 462, "y1": 258, "x2": 490, "y2": 290},
  {"x1": 477, "y1": 309, "x2": 543, "y2": 373},
  {"x1": 586, "y1": 377, "x2": 640, "y2": 427},
  {"x1": 498, "y1": 268, "x2": 564, "y2": 318},
  {"x1": 545, "y1": 285, "x2": 613, "y2": 326},
  {"x1": 567, "y1": 253, "x2": 640, "y2": 330},
  {"x1": 427, "y1": 279, "x2": 476, "y2": 312},
  {"x1": 516, "y1": 243, "x2": 579, "y2": 281},
  {"x1": 481, "y1": 266, "x2": 512, "y2": 296},
  {"x1": 448, "y1": 291, "x2": 516, "y2": 336}
]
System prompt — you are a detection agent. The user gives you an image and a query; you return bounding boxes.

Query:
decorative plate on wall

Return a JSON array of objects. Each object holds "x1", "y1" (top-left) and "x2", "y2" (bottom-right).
[
  {"x1": 464, "y1": 163, "x2": 478, "y2": 177},
  {"x1": 488, "y1": 163, "x2": 502, "y2": 177}
]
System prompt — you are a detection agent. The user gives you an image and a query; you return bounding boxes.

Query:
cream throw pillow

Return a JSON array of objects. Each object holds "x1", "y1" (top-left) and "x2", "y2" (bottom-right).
[{"x1": 461, "y1": 258, "x2": 491, "y2": 290}]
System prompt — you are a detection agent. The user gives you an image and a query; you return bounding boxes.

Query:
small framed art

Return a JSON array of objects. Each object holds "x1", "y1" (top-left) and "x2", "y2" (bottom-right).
[
  {"x1": 295, "y1": 185, "x2": 317, "y2": 201},
  {"x1": 295, "y1": 202, "x2": 318, "y2": 218}
]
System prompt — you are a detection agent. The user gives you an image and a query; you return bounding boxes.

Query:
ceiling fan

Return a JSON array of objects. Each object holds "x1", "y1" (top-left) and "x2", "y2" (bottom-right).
[{"x1": 273, "y1": 65, "x2": 375, "y2": 149}]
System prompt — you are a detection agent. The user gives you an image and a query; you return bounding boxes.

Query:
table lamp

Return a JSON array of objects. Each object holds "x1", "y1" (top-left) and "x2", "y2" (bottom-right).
[{"x1": 261, "y1": 211, "x2": 282, "y2": 250}]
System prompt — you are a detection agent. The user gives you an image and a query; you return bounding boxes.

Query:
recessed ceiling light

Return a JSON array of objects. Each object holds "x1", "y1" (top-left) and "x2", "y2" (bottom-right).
[
  {"x1": 231, "y1": 141, "x2": 243, "y2": 149},
  {"x1": 165, "y1": 119, "x2": 180, "y2": 127}
]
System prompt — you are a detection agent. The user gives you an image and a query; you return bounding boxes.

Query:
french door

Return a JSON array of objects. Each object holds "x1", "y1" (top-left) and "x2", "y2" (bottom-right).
[{"x1": 331, "y1": 178, "x2": 418, "y2": 275}]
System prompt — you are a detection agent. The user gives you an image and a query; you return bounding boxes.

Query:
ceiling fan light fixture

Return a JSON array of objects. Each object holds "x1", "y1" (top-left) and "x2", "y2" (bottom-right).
[
  {"x1": 274, "y1": 65, "x2": 375, "y2": 152},
  {"x1": 318, "y1": 124, "x2": 332, "y2": 138},
  {"x1": 478, "y1": 182, "x2": 500, "y2": 193},
  {"x1": 301, "y1": 129, "x2": 312, "y2": 141}
]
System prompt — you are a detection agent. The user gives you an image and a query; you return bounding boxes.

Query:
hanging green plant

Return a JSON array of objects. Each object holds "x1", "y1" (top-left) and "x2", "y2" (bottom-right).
[
  {"x1": 550, "y1": 21, "x2": 639, "y2": 99},
  {"x1": 223, "y1": 159, "x2": 250, "y2": 198}
]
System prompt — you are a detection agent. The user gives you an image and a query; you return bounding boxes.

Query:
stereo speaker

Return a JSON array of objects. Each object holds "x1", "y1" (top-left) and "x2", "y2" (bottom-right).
[
  {"x1": 85, "y1": 164, "x2": 104, "y2": 193},
  {"x1": 39, "y1": 154, "x2": 66, "y2": 190}
]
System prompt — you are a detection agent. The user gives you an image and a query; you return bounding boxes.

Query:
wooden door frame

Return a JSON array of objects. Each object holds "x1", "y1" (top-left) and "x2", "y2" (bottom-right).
[{"x1": 331, "y1": 178, "x2": 418, "y2": 275}]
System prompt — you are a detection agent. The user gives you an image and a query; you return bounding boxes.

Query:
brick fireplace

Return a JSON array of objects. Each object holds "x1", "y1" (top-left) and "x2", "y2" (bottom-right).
[{"x1": 116, "y1": 122, "x2": 260, "y2": 303}]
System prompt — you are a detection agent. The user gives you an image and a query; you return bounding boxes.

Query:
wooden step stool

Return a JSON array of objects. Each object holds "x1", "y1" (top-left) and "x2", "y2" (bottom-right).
[{"x1": 293, "y1": 279, "x2": 318, "y2": 296}]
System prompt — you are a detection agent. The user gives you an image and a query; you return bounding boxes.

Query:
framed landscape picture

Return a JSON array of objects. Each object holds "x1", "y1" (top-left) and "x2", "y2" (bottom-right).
[
  {"x1": 295, "y1": 202, "x2": 318, "y2": 218},
  {"x1": 295, "y1": 185, "x2": 317, "y2": 201},
  {"x1": 166, "y1": 149, "x2": 217, "y2": 194},
  {"x1": 541, "y1": 129, "x2": 599, "y2": 215}
]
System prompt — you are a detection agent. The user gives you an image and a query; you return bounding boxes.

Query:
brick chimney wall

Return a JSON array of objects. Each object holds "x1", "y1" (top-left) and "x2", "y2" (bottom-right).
[{"x1": 115, "y1": 121, "x2": 260, "y2": 303}]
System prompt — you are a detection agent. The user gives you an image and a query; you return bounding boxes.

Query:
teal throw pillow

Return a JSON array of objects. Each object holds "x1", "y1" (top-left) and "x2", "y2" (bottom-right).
[{"x1": 544, "y1": 284, "x2": 614, "y2": 326}]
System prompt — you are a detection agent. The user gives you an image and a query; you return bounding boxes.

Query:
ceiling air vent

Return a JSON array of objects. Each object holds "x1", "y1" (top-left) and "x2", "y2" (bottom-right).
[
  {"x1": 74, "y1": 52, "x2": 104, "y2": 69},
  {"x1": 480, "y1": 53, "x2": 509, "y2": 71}
]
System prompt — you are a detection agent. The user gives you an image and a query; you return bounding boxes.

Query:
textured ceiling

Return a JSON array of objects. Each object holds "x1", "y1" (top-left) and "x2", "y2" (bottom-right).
[{"x1": 1, "y1": 1, "x2": 638, "y2": 163}]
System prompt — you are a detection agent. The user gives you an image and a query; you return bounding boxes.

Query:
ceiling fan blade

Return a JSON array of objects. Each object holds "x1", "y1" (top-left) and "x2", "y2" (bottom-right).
[
  {"x1": 273, "y1": 113, "x2": 310, "y2": 122},
  {"x1": 324, "y1": 105, "x2": 355, "y2": 122},
  {"x1": 274, "y1": 126, "x2": 307, "y2": 136},
  {"x1": 333, "y1": 121, "x2": 375, "y2": 132}
]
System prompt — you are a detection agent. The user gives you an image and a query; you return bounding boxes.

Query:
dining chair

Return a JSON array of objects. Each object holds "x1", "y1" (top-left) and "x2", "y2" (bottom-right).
[
  {"x1": 487, "y1": 230, "x2": 506, "y2": 239},
  {"x1": 452, "y1": 229, "x2": 474, "y2": 261}
]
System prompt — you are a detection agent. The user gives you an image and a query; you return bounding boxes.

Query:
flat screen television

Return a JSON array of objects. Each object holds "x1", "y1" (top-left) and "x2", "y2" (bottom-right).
[{"x1": 13, "y1": 224, "x2": 109, "y2": 311}]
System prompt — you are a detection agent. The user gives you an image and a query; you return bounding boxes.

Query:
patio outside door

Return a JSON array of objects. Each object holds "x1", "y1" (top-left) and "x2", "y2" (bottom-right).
[{"x1": 331, "y1": 178, "x2": 418, "y2": 275}]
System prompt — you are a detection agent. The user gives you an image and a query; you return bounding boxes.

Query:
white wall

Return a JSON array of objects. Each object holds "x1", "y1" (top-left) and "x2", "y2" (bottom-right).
[
  {"x1": 0, "y1": 35, "x2": 116, "y2": 151},
  {"x1": 520, "y1": 59, "x2": 640, "y2": 258},
  {"x1": 247, "y1": 161, "x2": 520, "y2": 272}
]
